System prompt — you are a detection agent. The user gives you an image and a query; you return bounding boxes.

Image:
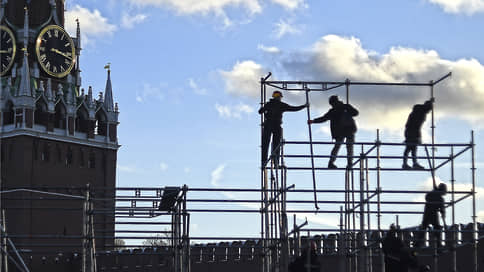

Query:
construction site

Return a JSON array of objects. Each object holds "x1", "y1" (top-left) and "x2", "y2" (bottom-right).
[
  {"x1": 0, "y1": 0, "x2": 483, "y2": 271},
  {"x1": 1, "y1": 71, "x2": 483, "y2": 272}
]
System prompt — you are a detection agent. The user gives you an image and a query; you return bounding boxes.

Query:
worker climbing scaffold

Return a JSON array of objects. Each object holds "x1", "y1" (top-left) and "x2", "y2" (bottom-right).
[{"x1": 258, "y1": 72, "x2": 479, "y2": 272}]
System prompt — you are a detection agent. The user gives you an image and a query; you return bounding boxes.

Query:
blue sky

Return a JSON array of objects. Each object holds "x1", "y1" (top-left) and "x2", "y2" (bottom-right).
[{"x1": 64, "y1": 0, "x2": 484, "y2": 241}]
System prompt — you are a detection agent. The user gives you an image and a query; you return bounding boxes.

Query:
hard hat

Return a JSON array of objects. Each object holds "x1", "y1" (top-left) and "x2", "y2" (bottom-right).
[{"x1": 272, "y1": 91, "x2": 283, "y2": 98}]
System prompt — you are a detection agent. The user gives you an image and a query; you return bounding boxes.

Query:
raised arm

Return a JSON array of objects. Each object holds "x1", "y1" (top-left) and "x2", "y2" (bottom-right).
[
  {"x1": 310, "y1": 110, "x2": 332, "y2": 124},
  {"x1": 282, "y1": 102, "x2": 306, "y2": 112}
]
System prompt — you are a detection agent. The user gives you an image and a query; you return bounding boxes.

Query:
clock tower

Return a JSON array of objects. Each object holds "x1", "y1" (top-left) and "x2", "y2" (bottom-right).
[{"x1": 0, "y1": 0, "x2": 119, "y2": 270}]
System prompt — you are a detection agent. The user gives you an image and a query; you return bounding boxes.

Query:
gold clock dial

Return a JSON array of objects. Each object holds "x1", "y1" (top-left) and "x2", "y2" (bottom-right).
[
  {"x1": 36, "y1": 25, "x2": 76, "y2": 78},
  {"x1": 0, "y1": 25, "x2": 16, "y2": 76}
]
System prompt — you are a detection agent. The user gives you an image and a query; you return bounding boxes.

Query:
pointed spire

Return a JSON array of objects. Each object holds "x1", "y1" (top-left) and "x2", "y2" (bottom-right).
[
  {"x1": 39, "y1": 79, "x2": 45, "y2": 93},
  {"x1": 46, "y1": 79, "x2": 54, "y2": 101},
  {"x1": 103, "y1": 63, "x2": 114, "y2": 112},
  {"x1": 57, "y1": 83, "x2": 64, "y2": 98},
  {"x1": 18, "y1": 6, "x2": 31, "y2": 97},
  {"x1": 50, "y1": 0, "x2": 60, "y2": 25},
  {"x1": 88, "y1": 86, "x2": 93, "y2": 105},
  {"x1": 18, "y1": 49, "x2": 31, "y2": 96},
  {"x1": 23, "y1": 6, "x2": 29, "y2": 48},
  {"x1": 76, "y1": 18, "x2": 81, "y2": 48}
]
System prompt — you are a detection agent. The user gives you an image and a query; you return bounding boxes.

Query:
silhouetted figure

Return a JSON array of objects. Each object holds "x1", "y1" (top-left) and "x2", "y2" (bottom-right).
[
  {"x1": 416, "y1": 183, "x2": 447, "y2": 248},
  {"x1": 308, "y1": 95, "x2": 358, "y2": 169},
  {"x1": 383, "y1": 224, "x2": 424, "y2": 272},
  {"x1": 289, "y1": 241, "x2": 320, "y2": 272},
  {"x1": 383, "y1": 224, "x2": 405, "y2": 272},
  {"x1": 259, "y1": 91, "x2": 307, "y2": 165},
  {"x1": 403, "y1": 98, "x2": 434, "y2": 169}
]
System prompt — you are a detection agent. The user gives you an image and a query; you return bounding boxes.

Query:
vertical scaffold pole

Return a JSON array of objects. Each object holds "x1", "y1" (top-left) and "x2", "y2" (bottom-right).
[
  {"x1": 304, "y1": 87, "x2": 319, "y2": 210},
  {"x1": 376, "y1": 130, "x2": 384, "y2": 272},
  {"x1": 450, "y1": 147, "x2": 457, "y2": 272},
  {"x1": 182, "y1": 185, "x2": 190, "y2": 272},
  {"x1": 260, "y1": 73, "x2": 270, "y2": 272},
  {"x1": 345, "y1": 169, "x2": 350, "y2": 272},
  {"x1": 358, "y1": 149, "x2": 366, "y2": 272},
  {"x1": 471, "y1": 131, "x2": 477, "y2": 272},
  {"x1": 351, "y1": 167, "x2": 357, "y2": 272},
  {"x1": 430, "y1": 81, "x2": 435, "y2": 171},
  {"x1": 280, "y1": 140, "x2": 289, "y2": 272},
  {"x1": 365, "y1": 157, "x2": 372, "y2": 272}
]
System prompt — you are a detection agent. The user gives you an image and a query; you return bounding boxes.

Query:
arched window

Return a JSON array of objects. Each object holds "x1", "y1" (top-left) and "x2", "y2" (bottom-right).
[
  {"x1": 88, "y1": 151, "x2": 96, "y2": 169},
  {"x1": 54, "y1": 103, "x2": 67, "y2": 129},
  {"x1": 95, "y1": 110, "x2": 107, "y2": 136},
  {"x1": 66, "y1": 147, "x2": 73, "y2": 166},
  {"x1": 3, "y1": 100, "x2": 14, "y2": 125},
  {"x1": 34, "y1": 99, "x2": 48, "y2": 126},
  {"x1": 33, "y1": 140, "x2": 39, "y2": 160},
  {"x1": 41, "y1": 143, "x2": 50, "y2": 162},
  {"x1": 56, "y1": 144, "x2": 62, "y2": 163},
  {"x1": 75, "y1": 106, "x2": 89, "y2": 133},
  {"x1": 79, "y1": 148, "x2": 85, "y2": 167}
]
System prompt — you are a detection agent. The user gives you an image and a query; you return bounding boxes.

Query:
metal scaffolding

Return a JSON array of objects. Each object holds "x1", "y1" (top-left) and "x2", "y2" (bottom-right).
[
  {"x1": 259, "y1": 73, "x2": 479, "y2": 272},
  {"x1": 0, "y1": 73, "x2": 479, "y2": 272}
]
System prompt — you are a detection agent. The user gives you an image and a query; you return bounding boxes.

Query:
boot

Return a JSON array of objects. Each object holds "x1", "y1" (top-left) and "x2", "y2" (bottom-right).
[{"x1": 413, "y1": 162, "x2": 424, "y2": 170}]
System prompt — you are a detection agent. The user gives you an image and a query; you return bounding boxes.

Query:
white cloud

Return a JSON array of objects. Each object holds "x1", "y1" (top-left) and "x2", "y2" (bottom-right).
[
  {"x1": 136, "y1": 83, "x2": 165, "y2": 103},
  {"x1": 427, "y1": 0, "x2": 484, "y2": 14},
  {"x1": 258, "y1": 44, "x2": 281, "y2": 54},
  {"x1": 188, "y1": 78, "x2": 208, "y2": 95},
  {"x1": 159, "y1": 162, "x2": 168, "y2": 171},
  {"x1": 416, "y1": 177, "x2": 484, "y2": 202},
  {"x1": 224, "y1": 35, "x2": 484, "y2": 134},
  {"x1": 117, "y1": 165, "x2": 138, "y2": 173},
  {"x1": 479, "y1": 211, "x2": 484, "y2": 221},
  {"x1": 272, "y1": 19, "x2": 302, "y2": 39},
  {"x1": 210, "y1": 164, "x2": 226, "y2": 186},
  {"x1": 128, "y1": 0, "x2": 263, "y2": 26},
  {"x1": 270, "y1": 0, "x2": 306, "y2": 10},
  {"x1": 219, "y1": 60, "x2": 268, "y2": 98},
  {"x1": 215, "y1": 103, "x2": 254, "y2": 119},
  {"x1": 121, "y1": 12, "x2": 148, "y2": 29},
  {"x1": 65, "y1": 5, "x2": 116, "y2": 45},
  {"x1": 184, "y1": 167, "x2": 191, "y2": 173}
]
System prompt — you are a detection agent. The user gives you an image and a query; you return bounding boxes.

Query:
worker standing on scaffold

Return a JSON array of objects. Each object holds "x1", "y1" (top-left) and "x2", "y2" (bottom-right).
[
  {"x1": 403, "y1": 98, "x2": 434, "y2": 170},
  {"x1": 259, "y1": 90, "x2": 307, "y2": 166},
  {"x1": 308, "y1": 95, "x2": 358, "y2": 169},
  {"x1": 416, "y1": 183, "x2": 447, "y2": 248}
]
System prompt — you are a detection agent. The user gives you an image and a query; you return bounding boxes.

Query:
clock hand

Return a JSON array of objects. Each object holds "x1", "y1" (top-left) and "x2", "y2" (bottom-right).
[
  {"x1": 50, "y1": 48, "x2": 72, "y2": 60},
  {"x1": 0, "y1": 50, "x2": 8, "y2": 53}
]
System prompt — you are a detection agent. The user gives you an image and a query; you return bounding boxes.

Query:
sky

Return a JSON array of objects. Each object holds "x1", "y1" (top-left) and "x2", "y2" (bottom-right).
[{"x1": 63, "y1": 0, "x2": 484, "y2": 242}]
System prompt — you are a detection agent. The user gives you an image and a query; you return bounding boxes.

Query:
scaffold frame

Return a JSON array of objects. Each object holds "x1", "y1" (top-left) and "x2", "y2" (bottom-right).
[{"x1": 259, "y1": 72, "x2": 479, "y2": 272}]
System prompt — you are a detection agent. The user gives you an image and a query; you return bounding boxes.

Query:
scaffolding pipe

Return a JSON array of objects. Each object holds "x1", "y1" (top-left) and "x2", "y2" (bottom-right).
[
  {"x1": 358, "y1": 151, "x2": 366, "y2": 272},
  {"x1": 451, "y1": 147, "x2": 457, "y2": 272},
  {"x1": 304, "y1": 87, "x2": 319, "y2": 210},
  {"x1": 471, "y1": 131, "x2": 477, "y2": 272}
]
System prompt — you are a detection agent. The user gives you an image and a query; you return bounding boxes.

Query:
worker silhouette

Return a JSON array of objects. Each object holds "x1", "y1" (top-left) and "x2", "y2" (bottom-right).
[
  {"x1": 308, "y1": 95, "x2": 358, "y2": 169},
  {"x1": 289, "y1": 241, "x2": 320, "y2": 272},
  {"x1": 403, "y1": 98, "x2": 434, "y2": 169},
  {"x1": 416, "y1": 183, "x2": 447, "y2": 248},
  {"x1": 383, "y1": 224, "x2": 427, "y2": 272},
  {"x1": 382, "y1": 224, "x2": 405, "y2": 272},
  {"x1": 259, "y1": 91, "x2": 307, "y2": 166}
]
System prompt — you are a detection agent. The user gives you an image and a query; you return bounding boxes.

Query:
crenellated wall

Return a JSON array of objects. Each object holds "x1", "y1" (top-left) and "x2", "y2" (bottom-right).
[{"x1": 20, "y1": 223, "x2": 482, "y2": 271}]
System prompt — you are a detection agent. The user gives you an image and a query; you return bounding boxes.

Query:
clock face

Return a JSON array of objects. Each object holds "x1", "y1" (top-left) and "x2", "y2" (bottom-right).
[
  {"x1": 0, "y1": 25, "x2": 16, "y2": 76},
  {"x1": 36, "y1": 25, "x2": 76, "y2": 78}
]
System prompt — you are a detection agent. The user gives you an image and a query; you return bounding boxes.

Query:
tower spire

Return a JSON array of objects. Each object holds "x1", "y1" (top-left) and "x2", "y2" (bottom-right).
[
  {"x1": 103, "y1": 63, "x2": 114, "y2": 112},
  {"x1": 18, "y1": 6, "x2": 31, "y2": 97}
]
